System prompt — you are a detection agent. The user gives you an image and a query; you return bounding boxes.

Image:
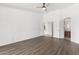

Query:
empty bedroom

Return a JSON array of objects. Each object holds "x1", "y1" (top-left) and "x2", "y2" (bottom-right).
[{"x1": 0, "y1": 3, "x2": 79, "y2": 55}]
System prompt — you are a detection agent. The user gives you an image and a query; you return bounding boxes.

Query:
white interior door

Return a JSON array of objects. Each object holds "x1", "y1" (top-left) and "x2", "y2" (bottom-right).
[{"x1": 44, "y1": 22, "x2": 53, "y2": 36}]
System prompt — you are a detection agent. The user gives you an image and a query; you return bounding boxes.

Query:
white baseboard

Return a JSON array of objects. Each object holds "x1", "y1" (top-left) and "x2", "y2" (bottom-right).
[{"x1": 0, "y1": 35, "x2": 42, "y2": 46}]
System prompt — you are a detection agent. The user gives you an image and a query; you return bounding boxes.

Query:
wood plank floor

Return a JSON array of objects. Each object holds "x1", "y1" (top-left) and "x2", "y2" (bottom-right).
[{"x1": 0, "y1": 36, "x2": 79, "y2": 55}]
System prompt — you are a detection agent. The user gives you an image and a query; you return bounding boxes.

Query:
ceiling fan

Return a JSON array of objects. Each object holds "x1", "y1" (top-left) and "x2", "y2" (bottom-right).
[{"x1": 36, "y1": 3, "x2": 48, "y2": 11}]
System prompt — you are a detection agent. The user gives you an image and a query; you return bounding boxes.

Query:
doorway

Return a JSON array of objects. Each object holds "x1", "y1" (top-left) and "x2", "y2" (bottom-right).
[
  {"x1": 44, "y1": 22, "x2": 53, "y2": 37},
  {"x1": 64, "y1": 17, "x2": 71, "y2": 40}
]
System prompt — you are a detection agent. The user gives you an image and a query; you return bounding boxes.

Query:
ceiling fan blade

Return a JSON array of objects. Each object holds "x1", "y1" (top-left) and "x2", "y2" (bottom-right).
[
  {"x1": 44, "y1": 3, "x2": 49, "y2": 7},
  {"x1": 36, "y1": 7, "x2": 42, "y2": 8}
]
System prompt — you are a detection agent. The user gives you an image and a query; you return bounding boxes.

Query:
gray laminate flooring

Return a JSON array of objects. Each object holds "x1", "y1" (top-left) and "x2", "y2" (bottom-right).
[{"x1": 0, "y1": 36, "x2": 79, "y2": 55}]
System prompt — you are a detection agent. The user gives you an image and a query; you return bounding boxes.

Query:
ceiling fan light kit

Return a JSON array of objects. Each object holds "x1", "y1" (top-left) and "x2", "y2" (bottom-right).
[{"x1": 42, "y1": 6, "x2": 46, "y2": 11}]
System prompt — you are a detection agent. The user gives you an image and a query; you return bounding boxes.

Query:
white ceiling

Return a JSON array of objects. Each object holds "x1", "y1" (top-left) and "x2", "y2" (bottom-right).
[{"x1": 0, "y1": 3, "x2": 75, "y2": 13}]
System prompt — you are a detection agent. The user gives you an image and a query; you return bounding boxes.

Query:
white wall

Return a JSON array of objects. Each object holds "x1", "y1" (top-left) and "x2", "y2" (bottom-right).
[
  {"x1": 43, "y1": 4, "x2": 79, "y2": 44},
  {"x1": 0, "y1": 6, "x2": 43, "y2": 46}
]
